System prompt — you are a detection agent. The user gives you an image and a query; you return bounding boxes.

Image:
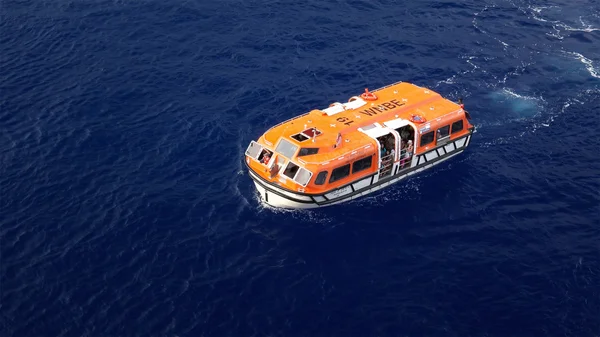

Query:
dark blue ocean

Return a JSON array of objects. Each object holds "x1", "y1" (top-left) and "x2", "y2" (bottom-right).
[{"x1": 2, "y1": 0, "x2": 599, "y2": 336}]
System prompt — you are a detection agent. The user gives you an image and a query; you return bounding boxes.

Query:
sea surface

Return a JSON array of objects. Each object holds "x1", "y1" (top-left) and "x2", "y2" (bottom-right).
[{"x1": 1, "y1": 0, "x2": 599, "y2": 336}]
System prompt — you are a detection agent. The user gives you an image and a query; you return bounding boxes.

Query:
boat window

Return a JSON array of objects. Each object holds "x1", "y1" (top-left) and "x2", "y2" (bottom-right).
[
  {"x1": 437, "y1": 125, "x2": 450, "y2": 140},
  {"x1": 420, "y1": 131, "x2": 435, "y2": 147},
  {"x1": 352, "y1": 155, "x2": 372, "y2": 174},
  {"x1": 291, "y1": 133, "x2": 309, "y2": 142},
  {"x1": 245, "y1": 141, "x2": 263, "y2": 159},
  {"x1": 451, "y1": 120, "x2": 463, "y2": 133},
  {"x1": 294, "y1": 167, "x2": 312, "y2": 186},
  {"x1": 329, "y1": 163, "x2": 351, "y2": 183},
  {"x1": 257, "y1": 149, "x2": 273, "y2": 165},
  {"x1": 314, "y1": 171, "x2": 328, "y2": 185},
  {"x1": 283, "y1": 161, "x2": 300, "y2": 179},
  {"x1": 275, "y1": 138, "x2": 298, "y2": 159},
  {"x1": 298, "y1": 148, "x2": 319, "y2": 156}
]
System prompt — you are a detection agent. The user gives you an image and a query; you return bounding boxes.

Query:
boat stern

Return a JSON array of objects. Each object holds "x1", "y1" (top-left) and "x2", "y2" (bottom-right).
[{"x1": 244, "y1": 138, "x2": 321, "y2": 209}]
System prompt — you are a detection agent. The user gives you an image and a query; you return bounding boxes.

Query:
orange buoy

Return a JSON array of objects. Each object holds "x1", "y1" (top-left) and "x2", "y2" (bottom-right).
[
  {"x1": 410, "y1": 114, "x2": 426, "y2": 123},
  {"x1": 360, "y1": 88, "x2": 377, "y2": 101}
]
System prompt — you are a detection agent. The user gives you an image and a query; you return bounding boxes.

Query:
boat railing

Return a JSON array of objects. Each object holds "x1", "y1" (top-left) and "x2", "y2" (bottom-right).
[
  {"x1": 379, "y1": 153, "x2": 394, "y2": 177},
  {"x1": 398, "y1": 148, "x2": 413, "y2": 169}
]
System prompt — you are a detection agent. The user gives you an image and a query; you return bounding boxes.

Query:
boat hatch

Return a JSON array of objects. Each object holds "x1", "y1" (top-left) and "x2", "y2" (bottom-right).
[
  {"x1": 303, "y1": 127, "x2": 321, "y2": 138},
  {"x1": 291, "y1": 127, "x2": 322, "y2": 142},
  {"x1": 322, "y1": 98, "x2": 367, "y2": 116},
  {"x1": 245, "y1": 141, "x2": 263, "y2": 160},
  {"x1": 358, "y1": 123, "x2": 390, "y2": 138},
  {"x1": 282, "y1": 161, "x2": 313, "y2": 186}
]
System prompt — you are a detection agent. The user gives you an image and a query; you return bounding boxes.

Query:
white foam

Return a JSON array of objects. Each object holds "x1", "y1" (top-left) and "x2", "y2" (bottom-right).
[
  {"x1": 472, "y1": 4, "x2": 494, "y2": 34},
  {"x1": 528, "y1": 5, "x2": 559, "y2": 23},
  {"x1": 555, "y1": 16, "x2": 600, "y2": 32},
  {"x1": 524, "y1": 5, "x2": 600, "y2": 39},
  {"x1": 556, "y1": 22, "x2": 600, "y2": 33},
  {"x1": 564, "y1": 51, "x2": 600, "y2": 79},
  {"x1": 466, "y1": 58, "x2": 480, "y2": 70},
  {"x1": 525, "y1": 90, "x2": 594, "y2": 135},
  {"x1": 531, "y1": 6, "x2": 557, "y2": 14},
  {"x1": 501, "y1": 61, "x2": 535, "y2": 84},
  {"x1": 546, "y1": 25, "x2": 564, "y2": 40},
  {"x1": 433, "y1": 55, "x2": 485, "y2": 88},
  {"x1": 471, "y1": 4, "x2": 510, "y2": 51},
  {"x1": 502, "y1": 88, "x2": 546, "y2": 105},
  {"x1": 253, "y1": 193, "x2": 335, "y2": 224}
]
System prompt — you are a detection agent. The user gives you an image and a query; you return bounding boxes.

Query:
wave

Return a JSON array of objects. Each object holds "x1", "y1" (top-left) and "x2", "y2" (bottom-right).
[
  {"x1": 526, "y1": 4, "x2": 600, "y2": 39},
  {"x1": 472, "y1": 4, "x2": 510, "y2": 51},
  {"x1": 563, "y1": 51, "x2": 600, "y2": 79},
  {"x1": 500, "y1": 88, "x2": 540, "y2": 102}
]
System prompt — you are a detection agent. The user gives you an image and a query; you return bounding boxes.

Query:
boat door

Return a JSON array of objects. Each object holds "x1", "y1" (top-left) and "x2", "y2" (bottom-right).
[
  {"x1": 357, "y1": 123, "x2": 400, "y2": 181},
  {"x1": 383, "y1": 118, "x2": 417, "y2": 174}
]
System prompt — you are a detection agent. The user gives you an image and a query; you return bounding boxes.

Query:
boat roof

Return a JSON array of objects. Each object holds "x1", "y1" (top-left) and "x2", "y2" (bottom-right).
[{"x1": 261, "y1": 81, "x2": 463, "y2": 163}]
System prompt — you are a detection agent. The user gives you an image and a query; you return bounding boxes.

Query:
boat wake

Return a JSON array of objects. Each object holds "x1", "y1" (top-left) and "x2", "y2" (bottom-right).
[
  {"x1": 478, "y1": 88, "x2": 597, "y2": 148},
  {"x1": 491, "y1": 88, "x2": 544, "y2": 118},
  {"x1": 433, "y1": 0, "x2": 599, "y2": 153}
]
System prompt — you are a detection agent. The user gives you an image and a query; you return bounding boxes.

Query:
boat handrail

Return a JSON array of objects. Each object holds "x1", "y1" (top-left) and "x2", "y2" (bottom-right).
[{"x1": 380, "y1": 154, "x2": 394, "y2": 173}]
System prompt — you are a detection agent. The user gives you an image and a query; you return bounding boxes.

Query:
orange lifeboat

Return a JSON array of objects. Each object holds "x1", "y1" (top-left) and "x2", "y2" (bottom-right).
[{"x1": 244, "y1": 81, "x2": 475, "y2": 209}]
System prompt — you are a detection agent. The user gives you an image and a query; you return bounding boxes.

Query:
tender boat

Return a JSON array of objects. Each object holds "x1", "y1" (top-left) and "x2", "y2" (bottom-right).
[{"x1": 244, "y1": 81, "x2": 475, "y2": 209}]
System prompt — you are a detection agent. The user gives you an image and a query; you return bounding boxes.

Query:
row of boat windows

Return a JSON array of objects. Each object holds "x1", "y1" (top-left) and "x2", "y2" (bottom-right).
[
  {"x1": 310, "y1": 119, "x2": 465, "y2": 186},
  {"x1": 313, "y1": 155, "x2": 373, "y2": 185},
  {"x1": 421, "y1": 119, "x2": 463, "y2": 146}
]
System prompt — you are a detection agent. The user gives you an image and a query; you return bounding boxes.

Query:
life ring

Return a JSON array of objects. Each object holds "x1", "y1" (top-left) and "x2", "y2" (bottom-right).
[
  {"x1": 410, "y1": 114, "x2": 426, "y2": 123},
  {"x1": 360, "y1": 88, "x2": 378, "y2": 101}
]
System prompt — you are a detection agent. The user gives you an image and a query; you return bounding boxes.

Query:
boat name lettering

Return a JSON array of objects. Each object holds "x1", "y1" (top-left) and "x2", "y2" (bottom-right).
[
  {"x1": 359, "y1": 99, "x2": 405, "y2": 117},
  {"x1": 336, "y1": 116, "x2": 354, "y2": 126},
  {"x1": 335, "y1": 99, "x2": 405, "y2": 126}
]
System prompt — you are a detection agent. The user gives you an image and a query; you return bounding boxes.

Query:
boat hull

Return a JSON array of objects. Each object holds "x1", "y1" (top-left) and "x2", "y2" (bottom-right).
[{"x1": 247, "y1": 131, "x2": 473, "y2": 209}]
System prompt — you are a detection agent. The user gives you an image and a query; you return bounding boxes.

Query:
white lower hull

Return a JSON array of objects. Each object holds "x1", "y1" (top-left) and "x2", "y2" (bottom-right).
[{"x1": 248, "y1": 133, "x2": 472, "y2": 209}]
